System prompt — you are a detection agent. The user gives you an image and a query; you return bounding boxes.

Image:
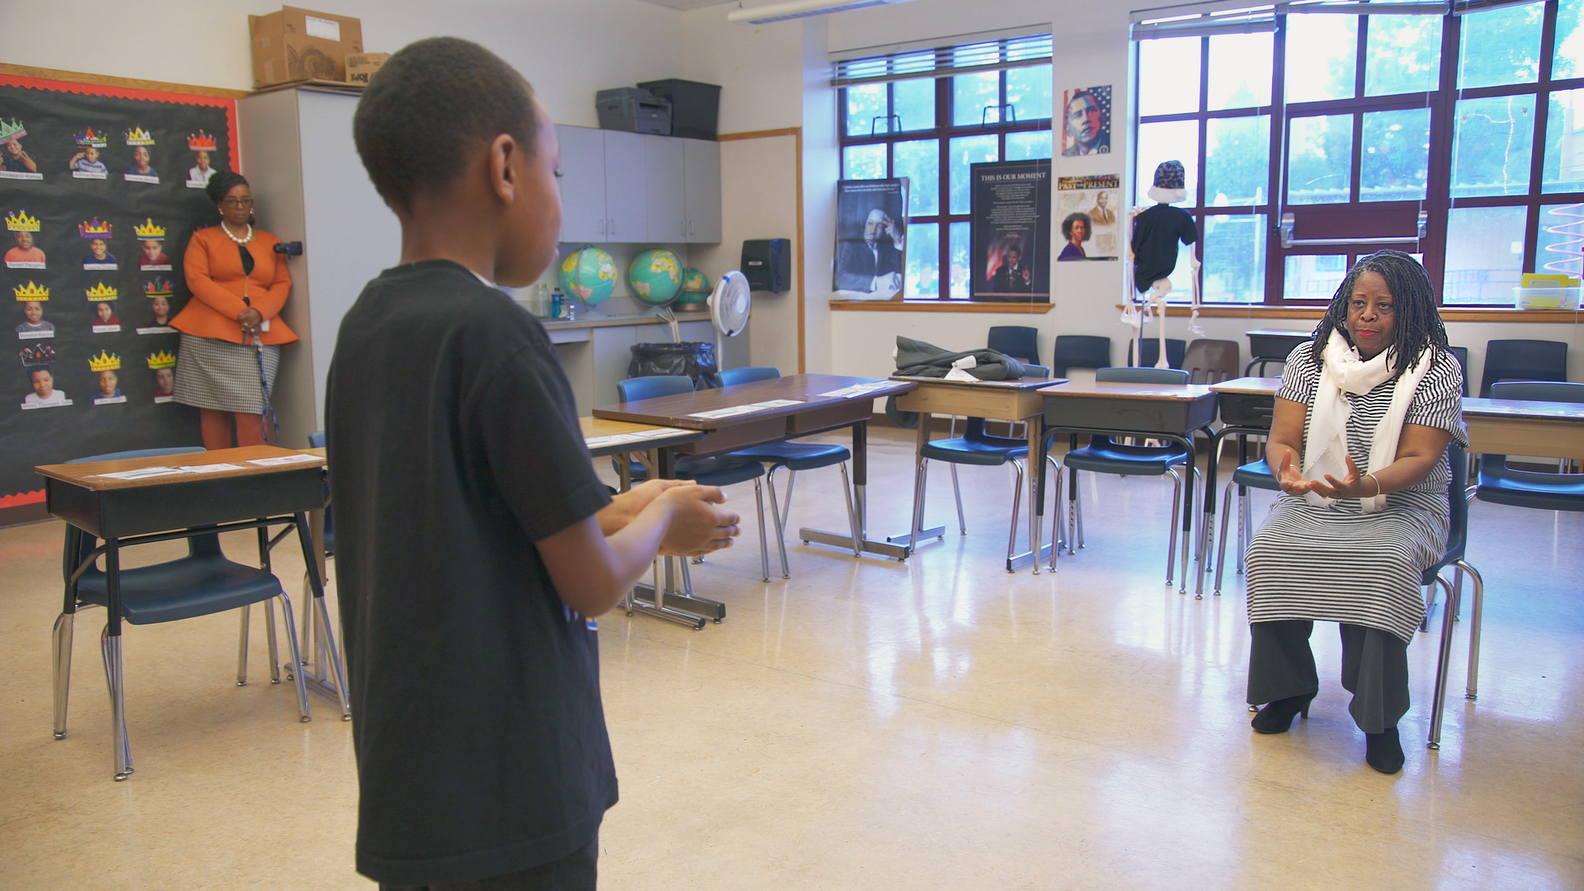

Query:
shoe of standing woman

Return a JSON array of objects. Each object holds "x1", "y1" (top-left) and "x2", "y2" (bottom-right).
[{"x1": 1250, "y1": 693, "x2": 1316, "y2": 734}]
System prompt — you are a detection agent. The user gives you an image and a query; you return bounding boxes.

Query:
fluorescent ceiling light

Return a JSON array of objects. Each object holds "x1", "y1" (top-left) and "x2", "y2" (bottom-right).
[{"x1": 728, "y1": 0, "x2": 916, "y2": 25}]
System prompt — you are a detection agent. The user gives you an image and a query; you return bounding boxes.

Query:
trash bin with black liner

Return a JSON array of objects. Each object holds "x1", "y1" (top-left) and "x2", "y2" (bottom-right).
[{"x1": 628, "y1": 342, "x2": 721, "y2": 391}]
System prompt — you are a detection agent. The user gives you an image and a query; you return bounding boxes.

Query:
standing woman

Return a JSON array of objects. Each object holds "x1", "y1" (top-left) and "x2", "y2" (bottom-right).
[
  {"x1": 172, "y1": 171, "x2": 296, "y2": 448},
  {"x1": 1244, "y1": 250, "x2": 1465, "y2": 774}
]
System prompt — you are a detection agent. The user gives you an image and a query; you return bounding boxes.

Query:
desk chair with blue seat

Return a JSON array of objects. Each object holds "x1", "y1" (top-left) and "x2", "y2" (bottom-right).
[
  {"x1": 987, "y1": 326, "x2": 1040, "y2": 366},
  {"x1": 1475, "y1": 381, "x2": 1584, "y2": 511},
  {"x1": 717, "y1": 366, "x2": 859, "y2": 573},
  {"x1": 1479, "y1": 339, "x2": 1567, "y2": 397},
  {"x1": 617, "y1": 374, "x2": 776, "y2": 581},
  {"x1": 1422, "y1": 442, "x2": 1484, "y2": 749},
  {"x1": 1059, "y1": 367, "x2": 1197, "y2": 584},
  {"x1": 1127, "y1": 338, "x2": 1185, "y2": 369},
  {"x1": 52, "y1": 447, "x2": 312, "y2": 781},
  {"x1": 1212, "y1": 456, "x2": 1280, "y2": 595},
  {"x1": 1050, "y1": 335, "x2": 1111, "y2": 379}
]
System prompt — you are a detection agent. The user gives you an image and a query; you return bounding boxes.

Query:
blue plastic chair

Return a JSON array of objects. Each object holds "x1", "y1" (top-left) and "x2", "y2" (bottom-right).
[
  {"x1": 1050, "y1": 335, "x2": 1111, "y2": 379},
  {"x1": 1128, "y1": 338, "x2": 1186, "y2": 369},
  {"x1": 1423, "y1": 443, "x2": 1484, "y2": 749},
  {"x1": 617, "y1": 375, "x2": 776, "y2": 581},
  {"x1": 1059, "y1": 367, "x2": 1196, "y2": 584},
  {"x1": 1475, "y1": 381, "x2": 1584, "y2": 512},
  {"x1": 53, "y1": 447, "x2": 311, "y2": 780},
  {"x1": 906, "y1": 416, "x2": 1062, "y2": 570},
  {"x1": 717, "y1": 367, "x2": 859, "y2": 575},
  {"x1": 1479, "y1": 339, "x2": 1567, "y2": 397},
  {"x1": 1213, "y1": 457, "x2": 1281, "y2": 594},
  {"x1": 987, "y1": 326, "x2": 1040, "y2": 366}
]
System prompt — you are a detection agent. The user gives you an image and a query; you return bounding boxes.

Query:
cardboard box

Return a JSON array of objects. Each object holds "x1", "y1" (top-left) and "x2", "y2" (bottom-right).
[
  {"x1": 249, "y1": 7, "x2": 364, "y2": 89},
  {"x1": 345, "y1": 52, "x2": 388, "y2": 85}
]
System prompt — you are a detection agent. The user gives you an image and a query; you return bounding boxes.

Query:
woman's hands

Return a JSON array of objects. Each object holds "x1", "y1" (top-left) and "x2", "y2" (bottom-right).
[
  {"x1": 237, "y1": 306, "x2": 264, "y2": 339},
  {"x1": 1276, "y1": 451, "x2": 1376, "y2": 499}
]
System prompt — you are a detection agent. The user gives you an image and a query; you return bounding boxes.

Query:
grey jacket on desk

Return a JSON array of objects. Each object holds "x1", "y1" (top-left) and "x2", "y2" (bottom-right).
[{"x1": 885, "y1": 335, "x2": 1026, "y2": 427}]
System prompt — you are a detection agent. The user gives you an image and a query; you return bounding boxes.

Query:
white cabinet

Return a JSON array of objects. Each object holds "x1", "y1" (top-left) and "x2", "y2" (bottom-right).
[
  {"x1": 682, "y1": 139, "x2": 722, "y2": 243},
  {"x1": 556, "y1": 125, "x2": 721, "y2": 245}
]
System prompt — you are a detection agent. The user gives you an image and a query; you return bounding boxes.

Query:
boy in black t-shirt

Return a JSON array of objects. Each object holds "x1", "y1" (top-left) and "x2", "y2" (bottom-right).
[{"x1": 328, "y1": 38, "x2": 741, "y2": 891}]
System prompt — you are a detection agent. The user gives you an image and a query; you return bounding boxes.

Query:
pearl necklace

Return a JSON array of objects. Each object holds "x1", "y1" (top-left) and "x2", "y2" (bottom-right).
[{"x1": 220, "y1": 222, "x2": 255, "y2": 245}]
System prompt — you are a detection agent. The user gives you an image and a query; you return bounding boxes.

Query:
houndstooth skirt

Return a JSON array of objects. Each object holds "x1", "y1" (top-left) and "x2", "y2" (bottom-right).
[{"x1": 173, "y1": 333, "x2": 280, "y2": 414}]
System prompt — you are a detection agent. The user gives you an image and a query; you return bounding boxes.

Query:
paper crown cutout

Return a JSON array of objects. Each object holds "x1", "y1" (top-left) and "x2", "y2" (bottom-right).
[
  {"x1": 6, "y1": 209, "x2": 41, "y2": 232},
  {"x1": 86, "y1": 282, "x2": 118, "y2": 301},
  {"x1": 14, "y1": 281, "x2": 48, "y2": 301},
  {"x1": 20, "y1": 344, "x2": 54, "y2": 367},
  {"x1": 88, "y1": 350, "x2": 121, "y2": 373},
  {"x1": 125, "y1": 127, "x2": 155, "y2": 146},
  {"x1": 187, "y1": 131, "x2": 216, "y2": 151},
  {"x1": 144, "y1": 277, "x2": 174, "y2": 297},
  {"x1": 75, "y1": 127, "x2": 108, "y2": 147},
  {"x1": 146, "y1": 350, "x2": 177, "y2": 369},
  {"x1": 79, "y1": 218, "x2": 113, "y2": 239},
  {"x1": 0, "y1": 119, "x2": 26, "y2": 142},
  {"x1": 133, "y1": 218, "x2": 165, "y2": 240}
]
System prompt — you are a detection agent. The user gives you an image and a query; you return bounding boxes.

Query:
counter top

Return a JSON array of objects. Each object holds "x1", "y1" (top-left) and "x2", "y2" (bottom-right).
[{"x1": 536, "y1": 310, "x2": 711, "y2": 331}]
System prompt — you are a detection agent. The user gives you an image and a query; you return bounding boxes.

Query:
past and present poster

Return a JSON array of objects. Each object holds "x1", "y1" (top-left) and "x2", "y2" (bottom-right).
[{"x1": 0, "y1": 74, "x2": 236, "y2": 509}]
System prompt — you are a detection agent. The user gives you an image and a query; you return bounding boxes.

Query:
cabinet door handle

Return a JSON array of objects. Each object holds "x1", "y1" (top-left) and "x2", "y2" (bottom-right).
[
  {"x1": 609, "y1": 218, "x2": 616, "y2": 237},
  {"x1": 597, "y1": 218, "x2": 606, "y2": 235}
]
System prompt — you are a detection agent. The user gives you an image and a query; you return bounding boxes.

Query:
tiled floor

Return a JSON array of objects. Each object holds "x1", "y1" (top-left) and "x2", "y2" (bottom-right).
[{"x1": 1, "y1": 427, "x2": 1580, "y2": 889}]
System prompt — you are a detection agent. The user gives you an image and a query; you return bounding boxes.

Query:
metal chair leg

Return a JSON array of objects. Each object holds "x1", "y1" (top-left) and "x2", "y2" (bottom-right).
[
  {"x1": 1458, "y1": 560, "x2": 1485, "y2": 701},
  {"x1": 100, "y1": 624, "x2": 133, "y2": 780},
  {"x1": 1047, "y1": 456, "x2": 1065, "y2": 572},
  {"x1": 907, "y1": 457, "x2": 930, "y2": 556},
  {"x1": 263, "y1": 598, "x2": 282, "y2": 685},
  {"x1": 779, "y1": 470, "x2": 797, "y2": 534},
  {"x1": 52, "y1": 612, "x2": 74, "y2": 739},
  {"x1": 764, "y1": 468, "x2": 790, "y2": 579},
  {"x1": 1214, "y1": 481, "x2": 1234, "y2": 595},
  {"x1": 754, "y1": 479, "x2": 769, "y2": 582},
  {"x1": 274, "y1": 591, "x2": 312, "y2": 722},
  {"x1": 1237, "y1": 485, "x2": 1251, "y2": 574},
  {"x1": 236, "y1": 604, "x2": 251, "y2": 686},
  {"x1": 837, "y1": 462, "x2": 861, "y2": 556},
  {"x1": 949, "y1": 463, "x2": 967, "y2": 535},
  {"x1": 1165, "y1": 467, "x2": 1183, "y2": 586},
  {"x1": 1004, "y1": 459, "x2": 1026, "y2": 570},
  {"x1": 1066, "y1": 470, "x2": 1080, "y2": 556},
  {"x1": 1428, "y1": 573, "x2": 1461, "y2": 749}
]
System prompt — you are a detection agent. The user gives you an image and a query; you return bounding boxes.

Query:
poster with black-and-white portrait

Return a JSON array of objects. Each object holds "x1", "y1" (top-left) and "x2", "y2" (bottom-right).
[{"x1": 834, "y1": 178, "x2": 908, "y2": 300}]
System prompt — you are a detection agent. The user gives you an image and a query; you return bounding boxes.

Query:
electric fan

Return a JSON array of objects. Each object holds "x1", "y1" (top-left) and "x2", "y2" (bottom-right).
[{"x1": 707, "y1": 270, "x2": 752, "y2": 369}]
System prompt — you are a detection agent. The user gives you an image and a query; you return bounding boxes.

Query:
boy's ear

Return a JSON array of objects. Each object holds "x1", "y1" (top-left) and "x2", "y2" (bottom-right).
[{"x1": 488, "y1": 133, "x2": 518, "y2": 205}]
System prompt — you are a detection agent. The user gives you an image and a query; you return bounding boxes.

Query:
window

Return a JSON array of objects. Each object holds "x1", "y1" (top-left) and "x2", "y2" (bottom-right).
[
  {"x1": 1133, "y1": 0, "x2": 1584, "y2": 306},
  {"x1": 837, "y1": 34, "x2": 1053, "y2": 299}
]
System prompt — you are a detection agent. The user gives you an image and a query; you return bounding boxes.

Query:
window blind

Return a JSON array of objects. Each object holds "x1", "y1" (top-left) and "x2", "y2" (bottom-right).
[{"x1": 831, "y1": 31, "x2": 1052, "y2": 87}]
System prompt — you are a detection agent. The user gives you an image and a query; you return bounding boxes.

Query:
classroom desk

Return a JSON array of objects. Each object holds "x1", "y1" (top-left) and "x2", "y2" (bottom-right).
[
  {"x1": 1461, "y1": 397, "x2": 1584, "y2": 460},
  {"x1": 889, "y1": 376, "x2": 1065, "y2": 572},
  {"x1": 1245, "y1": 330, "x2": 1310, "y2": 376},
  {"x1": 35, "y1": 445, "x2": 349, "y2": 781},
  {"x1": 592, "y1": 374, "x2": 915, "y2": 616},
  {"x1": 1039, "y1": 380, "x2": 1219, "y2": 593}
]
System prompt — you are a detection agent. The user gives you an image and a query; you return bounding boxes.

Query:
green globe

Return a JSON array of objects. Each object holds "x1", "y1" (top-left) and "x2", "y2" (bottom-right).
[
  {"x1": 680, "y1": 267, "x2": 710, "y2": 297},
  {"x1": 628, "y1": 248, "x2": 684, "y2": 306},
  {"x1": 559, "y1": 246, "x2": 618, "y2": 305}
]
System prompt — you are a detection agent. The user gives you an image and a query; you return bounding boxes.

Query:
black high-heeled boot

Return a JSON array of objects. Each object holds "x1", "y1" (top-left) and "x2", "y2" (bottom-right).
[
  {"x1": 1250, "y1": 693, "x2": 1316, "y2": 734},
  {"x1": 1365, "y1": 727, "x2": 1404, "y2": 774}
]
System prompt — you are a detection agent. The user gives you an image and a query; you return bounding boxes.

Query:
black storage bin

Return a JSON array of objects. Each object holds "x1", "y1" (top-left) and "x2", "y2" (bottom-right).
[
  {"x1": 637, "y1": 79, "x2": 720, "y2": 140},
  {"x1": 629, "y1": 342, "x2": 721, "y2": 390}
]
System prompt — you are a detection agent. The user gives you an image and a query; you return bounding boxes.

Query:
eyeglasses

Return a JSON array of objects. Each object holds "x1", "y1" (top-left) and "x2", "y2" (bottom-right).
[{"x1": 221, "y1": 197, "x2": 255, "y2": 208}]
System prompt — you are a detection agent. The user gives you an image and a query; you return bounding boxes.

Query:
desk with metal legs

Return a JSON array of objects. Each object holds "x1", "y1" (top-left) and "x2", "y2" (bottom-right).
[
  {"x1": 1039, "y1": 381, "x2": 1218, "y2": 593},
  {"x1": 35, "y1": 445, "x2": 350, "y2": 781},
  {"x1": 889, "y1": 376, "x2": 1063, "y2": 572},
  {"x1": 592, "y1": 374, "x2": 915, "y2": 621}
]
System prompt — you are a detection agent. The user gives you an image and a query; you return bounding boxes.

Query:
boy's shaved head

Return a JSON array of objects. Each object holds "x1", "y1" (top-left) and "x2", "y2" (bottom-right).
[{"x1": 353, "y1": 37, "x2": 540, "y2": 214}]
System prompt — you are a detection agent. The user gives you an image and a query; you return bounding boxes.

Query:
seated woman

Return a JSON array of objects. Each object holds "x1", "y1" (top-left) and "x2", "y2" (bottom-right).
[{"x1": 1244, "y1": 250, "x2": 1466, "y2": 775}]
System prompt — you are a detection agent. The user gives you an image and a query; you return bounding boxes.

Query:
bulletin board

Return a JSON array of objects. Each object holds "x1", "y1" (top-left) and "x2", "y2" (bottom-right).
[{"x1": 0, "y1": 71, "x2": 239, "y2": 515}]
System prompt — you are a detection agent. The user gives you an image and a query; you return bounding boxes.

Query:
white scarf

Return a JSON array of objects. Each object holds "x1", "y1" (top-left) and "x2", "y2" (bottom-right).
[{"x1": 1303, "y1": 330, "x2": 1432, "y2": 513}]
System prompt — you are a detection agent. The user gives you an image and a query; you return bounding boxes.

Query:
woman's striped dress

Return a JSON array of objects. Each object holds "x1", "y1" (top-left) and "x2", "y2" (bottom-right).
[{"x1": 1245, "y1": 343, "x2": 1468, "y2": 643}]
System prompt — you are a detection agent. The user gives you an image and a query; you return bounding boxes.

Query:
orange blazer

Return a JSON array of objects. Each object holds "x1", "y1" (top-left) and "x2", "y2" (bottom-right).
[{"x1": 173, "y1": 225, "x2": 297, "y2": 345}]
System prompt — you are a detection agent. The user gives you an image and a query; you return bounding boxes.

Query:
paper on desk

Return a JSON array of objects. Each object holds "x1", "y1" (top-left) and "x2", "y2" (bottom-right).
[
  {"x1": 94, "y1": 466, "x2": 187, "y2": 480},
  {"x1": 249, "y1": 454, "x2": 325, "y2": 467},
  {"x1": 818, "y1": 382, "x2": 893, "y2": 398},
  {"x1": 178, "y1": 463, "x2": 245, "y2": 474},
  {"x1": 687, "y1": 399, "x2": 803, "y2": 419}
]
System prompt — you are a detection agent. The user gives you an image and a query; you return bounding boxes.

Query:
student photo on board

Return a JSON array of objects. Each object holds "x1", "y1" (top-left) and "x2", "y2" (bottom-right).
[
  {"x1": 93, "y1": 369, "x2": 124, "y2": 404},
  {"x1": 83, "y1": 237, "x2": 118, "y2": 269},
  {"x1": 2, "y1": 135, "x2": 40, "y2": 176},
  {"x1": 6, "y1": 230, "x2": 45, "y2": 268},
  {"x1": 152, "y1": 365, "x2": 175, "y2": 402},
  {"x1": 69, "y1": 145, "x2": 108, "y2": 177},
  {"x1": 139, "y1": 295, "x2": 174, "y2": 333},
  {"x1": 92, "y1": 301, "x2": 120, "y2": 332},
  {"x1": 188, "y1": 149, "x2": 217, "y2": 186},
  {"x1": 17, "y1": 300, "x2": 53, "y2": 339},
  {"x1": 138, "y1": 238, "x2": 171, "y2": 270},
  {"x1": 125, "y1": 145, "x2": 158, "y2": 182},
  {"x1": 23, "y1": 366, "x2": 69, "y2": 408}
]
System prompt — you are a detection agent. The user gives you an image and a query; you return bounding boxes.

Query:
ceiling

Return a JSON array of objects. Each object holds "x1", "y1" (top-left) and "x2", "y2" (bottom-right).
[{"x1": 632, "y1": 0, "x2": 732, "y2": 10}]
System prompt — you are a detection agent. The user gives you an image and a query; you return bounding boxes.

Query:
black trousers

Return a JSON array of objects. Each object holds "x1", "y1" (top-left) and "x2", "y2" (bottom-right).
[
  {"x1": 380, "y1": 835, "x2": 598, "y2": 891},
  {"x1": 1247, "y1": 620, "x2": 1410, "y2": 734}
]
